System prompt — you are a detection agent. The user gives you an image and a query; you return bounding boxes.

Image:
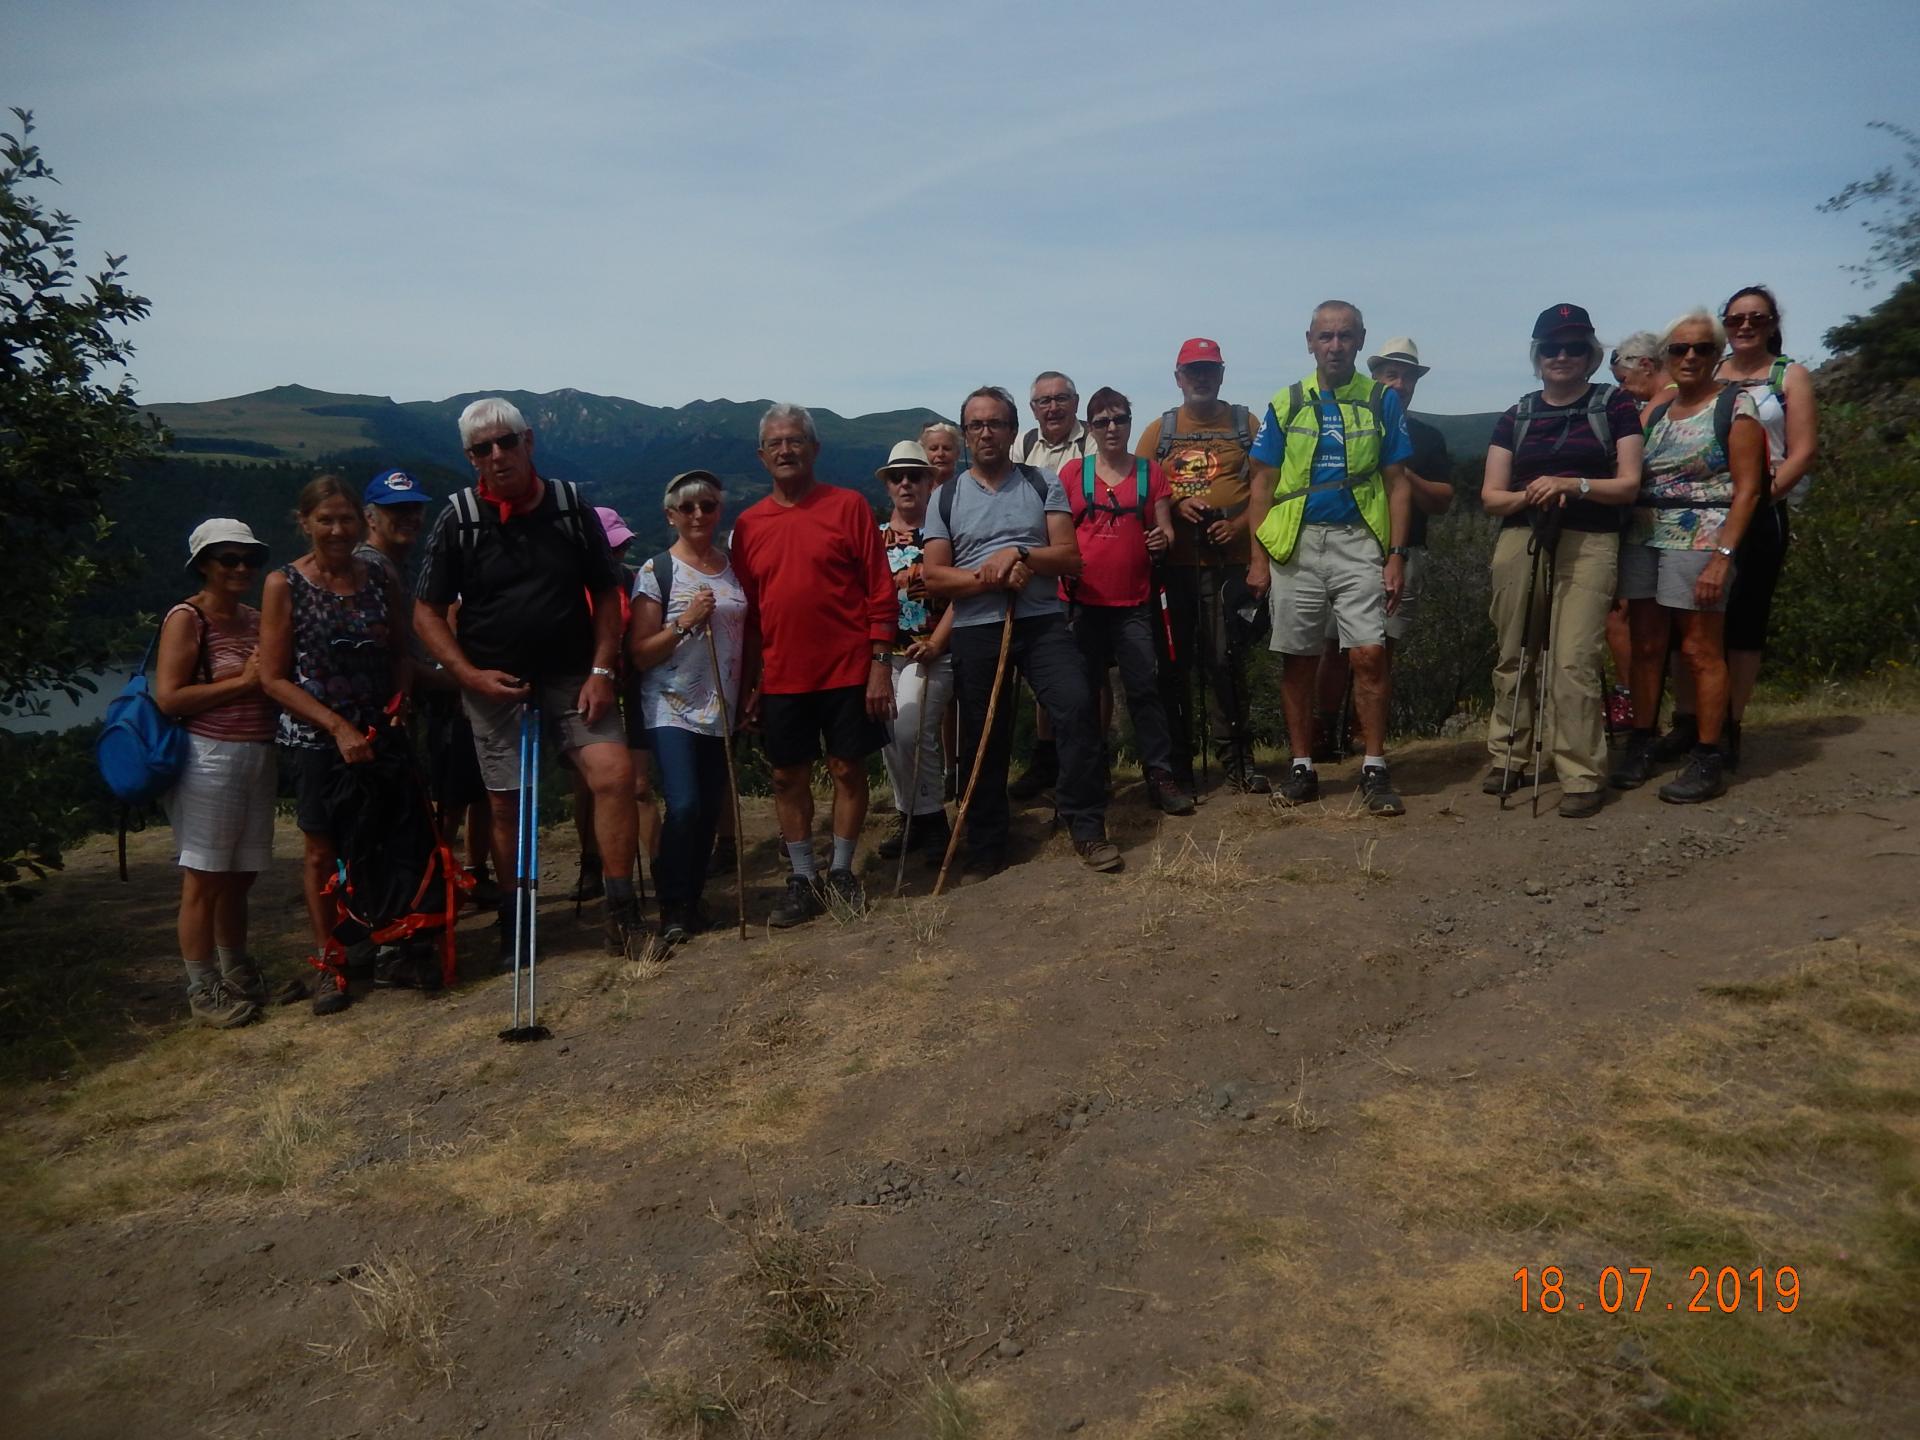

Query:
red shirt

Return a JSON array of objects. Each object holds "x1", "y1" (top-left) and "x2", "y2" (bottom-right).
[
  {"x1": 1059, "y1": 457, "x2": 1171, "y2": 608},
  {"x1": 732, "y1": 483, "x2": 896, "y2": 694}
]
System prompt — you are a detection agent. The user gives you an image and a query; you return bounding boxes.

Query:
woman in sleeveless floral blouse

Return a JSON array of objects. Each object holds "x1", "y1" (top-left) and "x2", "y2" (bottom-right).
[{"x1": 259, "y1": 475, "x2": 408, "y2": 1015}]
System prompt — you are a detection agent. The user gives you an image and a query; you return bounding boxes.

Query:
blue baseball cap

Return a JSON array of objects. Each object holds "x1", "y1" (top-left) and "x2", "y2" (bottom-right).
[{"x1": 364, "y1": 468, "x2": 429, "y2": 506}]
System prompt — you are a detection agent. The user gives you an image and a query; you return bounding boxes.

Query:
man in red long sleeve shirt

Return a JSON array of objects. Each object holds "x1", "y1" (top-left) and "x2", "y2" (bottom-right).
[{"x1": 733, "y1": 403, "x2": 897, "y2": 926}]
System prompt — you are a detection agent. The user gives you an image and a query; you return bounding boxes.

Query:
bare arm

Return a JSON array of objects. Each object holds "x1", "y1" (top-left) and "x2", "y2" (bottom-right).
[
  {"x1": 1695, "y1": 416, "x2": 1767, "y2": 609},
  {"x1": 1383, "y1": 462, "x2": 1411, "y2": 551},
  {"x1": 259, "y1": 572, "x2": 371, "y2": 761},
  {"x1": 921, "y1": 537, "x2": 997, "y2": 601},
  {"x1": 153, "y1": 608, "x2": 258, "y2": 719},
  {"x1": 1773, "y1": 364, "x2": 1818, "y2": 499},
  {"x1": 1480, "y1": 447, "x2": 1530, "y2": 518},
  {"x1": 1245, "y1": 459, "x2": 1276, "y2": 592},
  {"x1": 1406, "y1": 466, "x2": 1454, "y2": 517}
]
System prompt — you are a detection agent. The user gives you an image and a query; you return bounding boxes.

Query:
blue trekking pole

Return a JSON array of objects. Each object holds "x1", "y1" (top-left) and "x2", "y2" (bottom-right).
[{"x1": 500, "y1": 701, "x2": 551, "y2": 1042}]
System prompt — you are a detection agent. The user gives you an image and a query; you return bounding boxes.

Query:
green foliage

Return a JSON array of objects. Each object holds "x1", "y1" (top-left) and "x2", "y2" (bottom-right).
[
  {"x1": 1820, "y1": 120, "x2": 1920, "y2": 282},
  {"x1": 1825, "y1": 269, "x2": 1920, "y2": 389},
  {"x1": 1, "y1": 108, "x2": 162, "y2": 711},
  {"x1": 0, "y1": 725, "x2": 117, "y2": 901}
]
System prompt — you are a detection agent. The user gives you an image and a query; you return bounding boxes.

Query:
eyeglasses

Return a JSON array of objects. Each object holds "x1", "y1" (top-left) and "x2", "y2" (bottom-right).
[
  {"x1": 1666, "y1": 341, "x2": 1721, "y2": 359},
  {"x1": 1031, "y1": 393, "x2": 1075, "y2": 408},
  {"x1": 673, "y1": 499, "x2": 720, "y2": 516},
  {"x1": 963, "y1": 419, "x2": 1012, "y2": 435},
  {"x1": 208, "y1": 552, "x2": 257, "y2": 568},
  {"x1": 1724, "y1": 312, "x2": 1776, "y2": 331},
  {"x1": 1088, "y1": 414, "x2": 1132, "y2": 430},
  {"x1": 467, "y1": 432, "x2": 525, "y2": 458},
  {"x1": 1537, "y1": 341, "x2": 1590, "y2": 359}
]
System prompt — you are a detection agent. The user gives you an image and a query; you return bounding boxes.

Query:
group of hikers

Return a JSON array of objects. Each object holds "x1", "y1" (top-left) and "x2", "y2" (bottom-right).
[{"x1": 148, "y1": 287, "x2": 1816, "y2": 1028}]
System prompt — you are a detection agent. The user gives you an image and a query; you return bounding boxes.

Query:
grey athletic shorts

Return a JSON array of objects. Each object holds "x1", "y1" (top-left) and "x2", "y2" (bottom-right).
[
  {"x1": 1617, "y1": 542, "x2": 1733, "y2": 614},
  {"x1": 462, "y1": 674, "x2": 628, "y2": 791}
]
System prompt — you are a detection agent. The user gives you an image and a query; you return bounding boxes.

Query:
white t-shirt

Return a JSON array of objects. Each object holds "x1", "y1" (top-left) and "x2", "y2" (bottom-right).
[{"x1": 633, "y1": 553, "x2": 747, "y2": 737}]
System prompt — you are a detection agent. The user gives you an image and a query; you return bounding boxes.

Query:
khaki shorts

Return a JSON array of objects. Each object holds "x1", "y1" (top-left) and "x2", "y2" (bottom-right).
[
  {"x1": 1322, "y1": 546, "x2": 1424, "y2": 645},
  {"x1": 462, "y1": 674, "x2": 628, "y2": 791},
  {"x1": 1271, "y1": 523, "x2": 1386, "y2": 655}
]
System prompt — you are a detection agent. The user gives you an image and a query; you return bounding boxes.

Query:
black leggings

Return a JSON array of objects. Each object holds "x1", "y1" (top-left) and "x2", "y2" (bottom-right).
[{"x1": 1725, "y1": 501, "x2": 1791, "y2": 654}]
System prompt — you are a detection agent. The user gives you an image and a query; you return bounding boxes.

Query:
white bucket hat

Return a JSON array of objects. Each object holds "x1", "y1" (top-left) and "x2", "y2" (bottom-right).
[
  {"x1": 1366, "y1": 336, "x2": 1430, "y2": 378},
  {"x1": 185, "y1": 518, "x2": 269, "y2": 570}
]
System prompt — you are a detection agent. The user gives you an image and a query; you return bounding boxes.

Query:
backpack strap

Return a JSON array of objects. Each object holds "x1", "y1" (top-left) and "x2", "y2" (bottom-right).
[
  {"x1": 647, "y1": 552, "x2": 675, "y2": 611},
  {"x1": 1768, "y1": 356, "x2": 1791, "y2": 399},
  {"x1": 1015, "y1": 463, "x2": 1048, "y2": 505},
  {"x1": 451, "y1": 488, "x2": 486, "y2": 577},
  {"x1": 1019, "y1": 427, "x2": 1039, "y2": 460},
  {"x1": 1231, "y1": 403, "x2": 1255, "y2": 452},
  {"x1": 1644, "y1": 398, "x2": 1673, "y2": 433},
  {"x1": 1713, "y1": 382, "x2": 1739, "y2": 454},
  {"x1": 1585, "y1": 383, "x2": 1616, "y2": 454},
  {"x1": 1075, "y1": 458, "x2": 1152, "y2": 524},
  {"x1": 1509, "y1": 392, "x2": 1539, "y2": 454},
  {"x1": 548, "y1": 477, "x2": 590, "y2": 550},
  {"x1": 1134, "y1": 457, "x2": 1150, "y2": 520},
  {"x1": 1280, "y1": 382, "x2": 1309, "y2": 430},
  {"x1": 1157, "y1": 403, "x2": 1257, "y2": 459},
  {"x1": 1154, "y1": 408, "x2": 1180, "y2": 461}
]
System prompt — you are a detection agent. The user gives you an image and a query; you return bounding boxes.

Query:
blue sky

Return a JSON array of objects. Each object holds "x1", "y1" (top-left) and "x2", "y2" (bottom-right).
[{"x1": 7, "y1": 0, "x2": 1915, "y2": 420}]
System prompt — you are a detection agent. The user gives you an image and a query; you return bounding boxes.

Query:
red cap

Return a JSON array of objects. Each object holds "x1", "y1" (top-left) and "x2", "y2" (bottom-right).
[{"x1": 1176, "y1": 337, "x2": 1224, "y2": 366}]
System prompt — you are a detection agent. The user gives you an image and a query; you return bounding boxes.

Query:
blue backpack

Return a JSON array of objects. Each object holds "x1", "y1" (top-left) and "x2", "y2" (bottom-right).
[{"x1": 96, "y1": 607, "x2": 209, "y2": 875}]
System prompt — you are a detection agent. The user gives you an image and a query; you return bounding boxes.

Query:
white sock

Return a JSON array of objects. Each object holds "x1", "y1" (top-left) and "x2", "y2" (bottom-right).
[
  {"x1": 1363, "y1": 754, "x2": 1386, "y2": 770},
  {"x1": 786, "y1": 840, "x2": 818, "y2": 881},
  {"x1": 831, "y1": 834, "x2": 856, "y2": 873},
  {"x1": 1293, "y1": 758, "x2": 1316, "y2": 773}
]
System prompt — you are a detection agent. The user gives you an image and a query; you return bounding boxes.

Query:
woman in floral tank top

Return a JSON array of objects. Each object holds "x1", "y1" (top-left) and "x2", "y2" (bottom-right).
[{"x1": 260, "y1": 475, "x2": 407, "y2": 1014}]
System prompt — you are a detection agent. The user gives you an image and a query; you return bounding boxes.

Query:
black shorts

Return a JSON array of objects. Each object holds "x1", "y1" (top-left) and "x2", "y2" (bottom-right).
[
  {"x1": 283, "y1": 744, "x2": 339, "y2": 836},
  {"x1": 759, "y1": 685, "x2": 886, "y2": 769},
  {"x1": 1725, "y1": 502, "x2": 1791, "y2": 654},
  {"x1": 422, "y1": 691, "x2": 487, "y2": 814}
]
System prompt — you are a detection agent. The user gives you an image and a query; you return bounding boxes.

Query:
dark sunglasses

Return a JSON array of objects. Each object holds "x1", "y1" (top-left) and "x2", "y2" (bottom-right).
[
  {"x1": 1088, "y1": 413, "x2": 1133, "y2": 430},
  {"x1": 467, "y1": 432, "x2": 525, "y2": 458},
  {"x1": 1723, "y1": 312, "x2": 1776, "y2": 330},
  {"x1": 883, "y1": 469, "x2": 931, "y2": 484},
  {"x1": 208, "y1": 551, "x2": 258, "y2": 568},
  {"x1": 673, "y1": 499, "x2": 720, "y2": 516},
  {"x1": 1667, "y1": 341, "x2": 1721, "y2": 359},
  {"x1": 1537, "y1": 341, "x2": 1590, "y2": 359}
]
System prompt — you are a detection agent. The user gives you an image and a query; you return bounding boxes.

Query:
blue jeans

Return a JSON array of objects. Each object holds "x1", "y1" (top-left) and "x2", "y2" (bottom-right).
[{"x1": 647, "y1": 725, "x2": 728, "y2": 907}]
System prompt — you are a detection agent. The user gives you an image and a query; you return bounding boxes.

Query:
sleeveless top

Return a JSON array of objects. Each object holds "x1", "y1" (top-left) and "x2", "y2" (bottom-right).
[
  {"x1": 276, "y1": 562, "x2": 394, "y2": 749},
  {"x1": 167, "y1": 602, "x2": 275, "y2": 743},
  {"x1": 1631, "y1": 389, "x2": 1760, "y2": 552}
]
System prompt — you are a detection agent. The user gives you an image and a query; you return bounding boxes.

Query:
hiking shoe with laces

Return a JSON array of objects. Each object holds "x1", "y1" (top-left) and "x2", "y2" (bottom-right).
[
  {"x1": 1610, "y1": 732, "x2": 1658, "y2": 790},
  {"x1": 825, "y1": 868, "x2": 866, "y2": 915},
  {"x1": 1147, "y1": 768, "x2": 1197, "y2": 816},
  {"x1": 220, "y1": 955, "x2": 304, "y2": 1008},
  {"x1": 1482, "y1": 765, "x2": 1533, "y2": 796},
  {"x1": 1658, "y1": 747, "x2": 1728, "y2": 805},
  {"x1": 1008, "y1": 742, "x2": 1058, "y2": 801},
  {"x1": 1360, "y1": 763, "x2": 1405, "y2": 817},
  {"x1": 569, "y1": 859, "x2": 605, "y2": 903},
  {"x1": 1276, "y1": 763, "x2": 1319, "y2": 804},
  {"x1": 605, "y1": 896, "x2": 644, "y2": 956},
  {"x1": 1559, "y1": 789, "x2": 1604, "y2": 819},
  {"x1": 1074, "y1": 836, "x2": 1124, "y2": 872},
  {"x1": 656, "y1": 904, "x2": 691, "y2": 947},
  {"x1": 769, "y1": 874, "x2": 825, "y2": 928},
  {"x1": 1649, "y1": 713, "x2": 1698, "y2": 764},
  {"x1": 1224, "y1": 753, "x2": 1271, "y2": 795},
  {"x1": 876, "y1": 813, "x2": 915, "y2": 860},
  {"x1": 464, "y1": 864, "x2": 503, "y2": 910},
  {"x1": 189, "y1": 976, "x2": 259, "y2": 1029},
  {"x1": 311, "y1": 969, "x2": 352, "y2": 1017},
  {"x1": 707, "y1": 834, "x2": 737, "y2": 878}
]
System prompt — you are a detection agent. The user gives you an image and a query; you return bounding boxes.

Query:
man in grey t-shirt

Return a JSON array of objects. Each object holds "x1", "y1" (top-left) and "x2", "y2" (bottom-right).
[{"x1": 923, "y1": 385, "x2": 1119, "y2": 880}]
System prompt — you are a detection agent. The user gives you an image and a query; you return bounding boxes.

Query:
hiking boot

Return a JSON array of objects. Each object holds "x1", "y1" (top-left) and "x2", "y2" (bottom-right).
[
  {"x1": 605, "y1": 896, "x2": 644, "y2": 956},
  {"x1": 1360, "y1": 763, "x2": 1405, "y2": 817},
  {"x1": 1558, "y1": 789, "x2": 1604, "y2": 819},
  {"x1": 1650, "y1": 712, "x2": 1698, "y2": 764},
  {"x1": 1605, "y1": 686, "x2": 1633, "y2": 732},
  {"x1": 1224, "y1": 752, "x2": 1271, "y2": 795},
  {"x1": 1482, "y1": 765, "x2": 1533, "y2": 796},
  {"x1": 1147, "y1": 768, "x2": 1197, "y2": 816},
  {"x1": 189, "y1": 976, "x2": 259, "y2": 1029},
  {"x1": 1276, "y1": 763, "x2": 1319, "y2": 805},
  {"x1": 1074, "y1": 836, "x2": 1124, "y2": 873},
  {"x1": 311, "y1": 968, "x2": 352, "y2": 1017},
  {"x1": 1658, "y1": 747, "x2": 1728, "y2": 805},
  {"x1": 1610, "y1": 731, "x2": 1658, "y2": 790},
  {"x1": 1009, "y1": 742, "x2": 1058, "y2": 800},
  {"x1": 656, "y1": 904, "x2": 691, "y2": 947},
  {"x1": 220, "y1": 954, "x2": 303, "y2": 1008},
  {"x1": 707, "y1": 835, "x2": 737, "y2": 878},
  {"x1": 825, "y1": 868, "x2": 866, "y2": 915},
  {"x1": 464, "y1": 864, "x2": 503, "y2": 910},
  {"x1": 569, "y1": 858, "x2": 605, "y2": 903},
  {"x1": 876, "y1": 812, "x2": 915, "y2": 860},
  {"x1": 768, "y1": 874, "x2": 825, "y2": 929}
]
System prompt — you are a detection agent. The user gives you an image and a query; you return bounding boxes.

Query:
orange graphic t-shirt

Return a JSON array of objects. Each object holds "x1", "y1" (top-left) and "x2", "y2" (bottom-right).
[{"x1": 1134, "y1": 404, "x2": 1256, "y2": 567}]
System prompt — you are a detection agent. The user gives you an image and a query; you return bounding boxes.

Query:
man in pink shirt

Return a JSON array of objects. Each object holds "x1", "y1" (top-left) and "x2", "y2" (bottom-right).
[{"x1": 732, "y1": 403, "x2": 897, "y2": 925}]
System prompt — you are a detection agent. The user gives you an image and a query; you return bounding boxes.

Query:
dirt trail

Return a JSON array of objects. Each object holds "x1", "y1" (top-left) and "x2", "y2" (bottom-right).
[{"x1": 2, "y1": 712, "x2": 1917, "y2": 1438}]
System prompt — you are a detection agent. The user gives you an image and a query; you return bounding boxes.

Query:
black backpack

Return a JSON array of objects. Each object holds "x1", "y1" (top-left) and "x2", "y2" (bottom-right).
[
  {"x1": 448, "y1": 476, "x2": 592, "y2": 574},
  {"x1": 1509, "y1": 383, "x2": 1620, "y2": 456},
  {"x1": 1640, "y1": 384, "x2": 1745, "y2": 510},
  {"x1": 1153, "y1": 404, "x2": 1256, "y2": 459}
]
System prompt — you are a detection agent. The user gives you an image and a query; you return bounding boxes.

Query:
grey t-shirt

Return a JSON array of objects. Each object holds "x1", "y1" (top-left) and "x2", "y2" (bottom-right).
[{"x1": 923, "y1": 465, "x2": 1071, "y2": 629}]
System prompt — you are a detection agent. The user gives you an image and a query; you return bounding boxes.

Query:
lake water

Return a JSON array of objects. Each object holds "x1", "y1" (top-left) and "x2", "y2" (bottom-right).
[{"x1": 1, "y1": 667, "x2": 122, "y2": 735}]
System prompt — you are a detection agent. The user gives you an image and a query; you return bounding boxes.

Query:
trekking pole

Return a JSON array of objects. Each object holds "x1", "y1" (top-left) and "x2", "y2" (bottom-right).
[
  {"x1": 934, "y1": 602, "x2": 1016, "y2": 898},
  {"x1": 894, "y1": 658, "x2": 931, "y2": 899},
  {"x1": 1530, "y1": 525, "x2": 1561, "y2": 820},
  {"x1": 703, "y1": 624, "x2": 748, "y2": 940},
  {"x1": 501, "y1": 702, "x2": 551, "y2": 1042},
  {"x1": 1497, "y1": 524, "x2": 1546, "y2": 812}
]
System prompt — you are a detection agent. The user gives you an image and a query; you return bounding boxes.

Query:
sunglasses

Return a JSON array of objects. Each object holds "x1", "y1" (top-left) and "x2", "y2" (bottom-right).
[
  {"x1": 1537, "y1": 341, "x2": 1590, "y2": 359},
  {"x1": 1088, "y1": 414, "x2": 1133, "y2": 430},
  {"x1": 1667, "y1": 341, "x2": 1721, "y2": 359},
  {"x1": 884, "y1": 469, "x2": 930, "y2": 483},
  {"x1": 1724, "y1": 312, "x2": 1776, "y2": 330},
  {"x1": 208, "y1": 552, "x2": 258, "y2": 568},
  {"x1": 467, "y1": 432, "x2": 525, "y2": 458},
  {"x1": 673, "y1": 499, "x2": 720, "y2": 516}
]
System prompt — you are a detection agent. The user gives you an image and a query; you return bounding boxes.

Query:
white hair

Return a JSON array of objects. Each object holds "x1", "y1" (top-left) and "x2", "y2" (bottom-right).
[
  {"x1": 1659, "y1": 307, "x2": 1728, "y2": 353},
  {"x1": 919, "y1": 419, "x2": 961, "y2": 444},
  {"x1": 1614, "y1": 330, "x2": 1662, "y2": 365},
  {"x1": 759, "y1": 402, "x2": 817, "y2": 446},
  {"x1": 457, "y1": 397, "x2": 530, "y2": 448}
]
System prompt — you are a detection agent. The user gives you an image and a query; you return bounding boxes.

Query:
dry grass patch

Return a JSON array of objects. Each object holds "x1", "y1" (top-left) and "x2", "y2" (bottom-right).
[
  {"x1": 1132, "y1": 832, "x2": 1252, "y2": 936},
  {"x1": 628, "y1": 1370, "x2": 743, "y2": 1434},
  {"x1": 312, "y1": 1247, "x2": 458, "y2": 1389},
  {"x1": 725, "y1": 1207, "x2": 876, "y2": 1367}
]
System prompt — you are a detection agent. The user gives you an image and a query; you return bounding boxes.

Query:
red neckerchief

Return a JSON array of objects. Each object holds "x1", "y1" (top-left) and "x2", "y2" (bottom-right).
[{"x1": 475, "y1": 473, "x2": 545, "y2": 522}]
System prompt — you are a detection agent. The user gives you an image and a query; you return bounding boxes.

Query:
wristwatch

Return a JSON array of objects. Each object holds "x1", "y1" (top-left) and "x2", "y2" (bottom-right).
[
  {"x1": 1388, "y1": 546, "x2": 1410, "y2": 558},
  {"x1": 1577, "y1": 477, "x2": 1592, "y2": 496},
  {"x1": 1714, "y1": 545, "x2": 1735, "y2": 559},
  {"x1": 670, "y1": 621, "x2": 692, "y2": 639},
  {"x1": 589, "y1": 665, "x2": 616, "y2": 679},
  {"x1": 1015, "y1": 546, "x2": 1031, "y2": 565}
]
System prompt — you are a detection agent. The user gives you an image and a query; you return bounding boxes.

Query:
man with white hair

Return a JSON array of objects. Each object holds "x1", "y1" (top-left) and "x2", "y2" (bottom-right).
[
  {"x1": 732, "y1": 403, "x2": 898, "y2": 927},
  {"x1": 413, "y1": 397, "x2": 643, "y2": 957}
]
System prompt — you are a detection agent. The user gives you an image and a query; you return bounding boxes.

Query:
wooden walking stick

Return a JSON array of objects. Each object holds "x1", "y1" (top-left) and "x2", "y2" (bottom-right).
[
  {"x1": 704, "y1": 625, "x2": 748, "y2": 939},
  {"x1": 934, "y1": 603, "x2": 1016, "y2": 898},
  {"x1": 893, "y1": 658, "x2": 931, "y2": 898}
]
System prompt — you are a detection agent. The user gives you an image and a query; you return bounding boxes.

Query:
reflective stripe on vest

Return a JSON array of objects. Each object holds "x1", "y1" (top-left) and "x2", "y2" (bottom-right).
[{"x1": 1253, "y1": 374, "x2": 1391, "y2": 565}]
